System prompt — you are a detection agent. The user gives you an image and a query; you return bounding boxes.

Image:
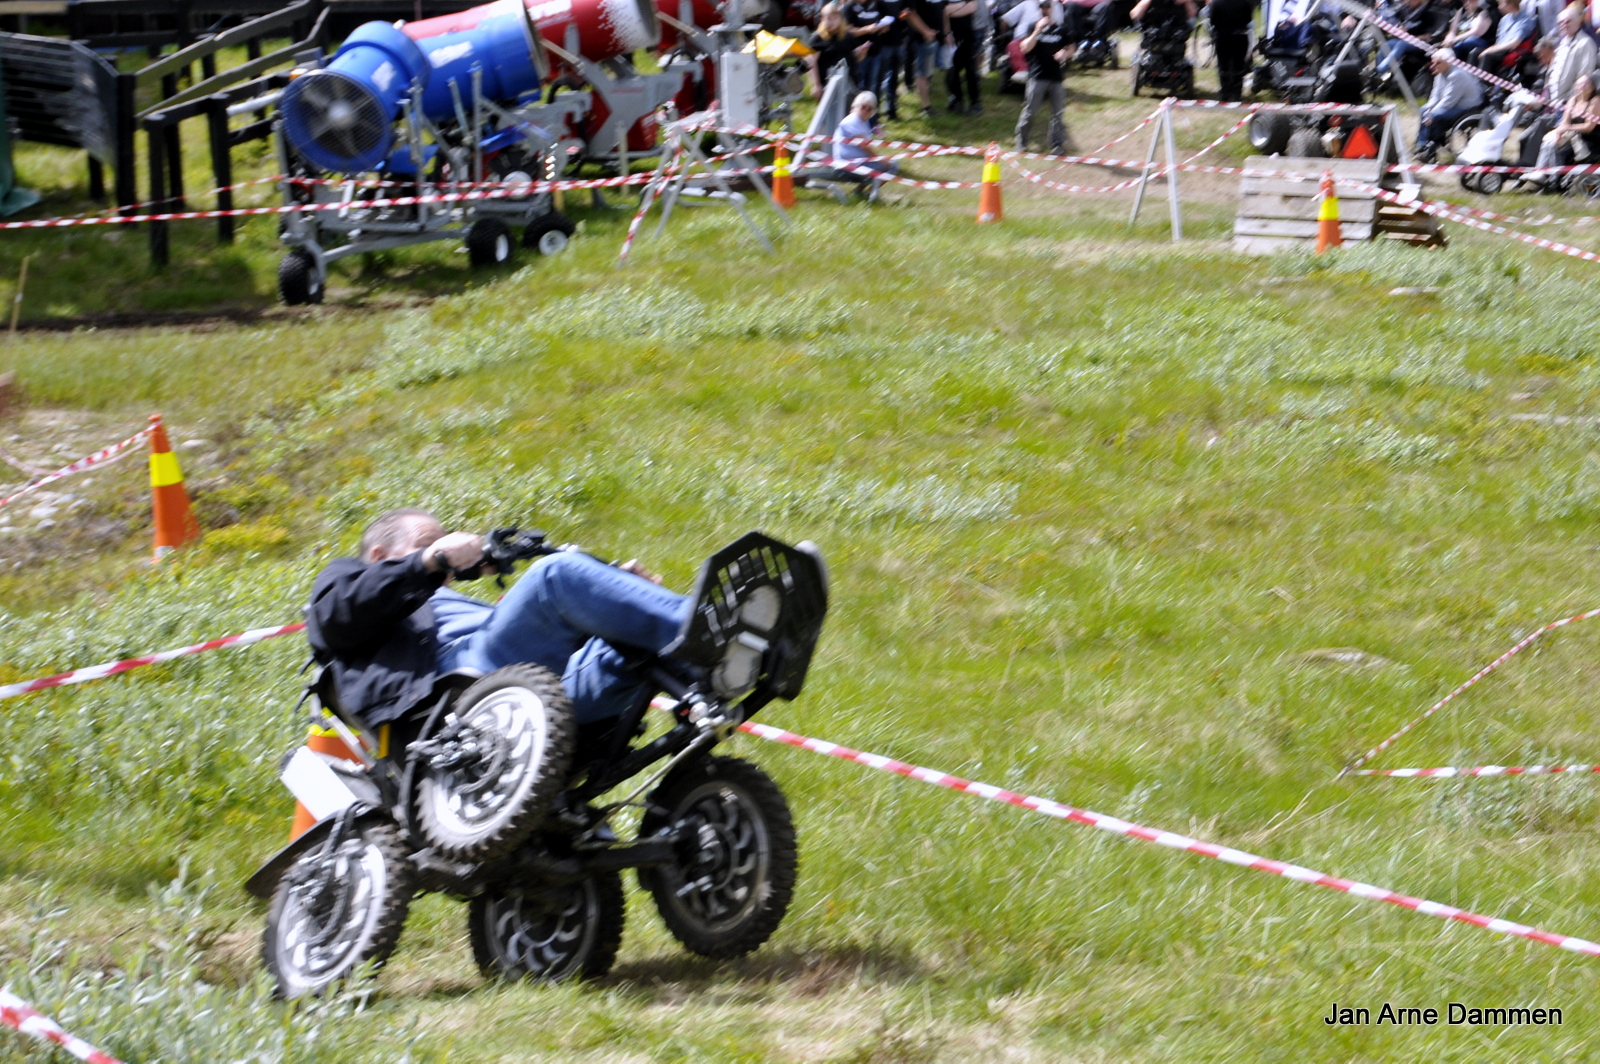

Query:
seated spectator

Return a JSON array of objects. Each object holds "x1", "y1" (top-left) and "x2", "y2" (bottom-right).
[
  {"x1": 832, "y1": 90, "x2": 899, "y2": 197},
  {"x1": 1415, "y1": 48, "x2": 1486, "y2": 157},
  {"x1": 1547, "y1": 4, "x2": 1597, "y2": 100},
  {"x1": 1477, "y1": 0, "x2": 1537, "y2": 73},
  {"x1": 1536, "y1": 71, "x2": 1600, "y2": 166},
  {"x1": 1443, "y1": 0, "x2": 1498, "y2": 61},
  {"x1": 1375, "y1": 0, "x2": 1450, "y2": 83}
]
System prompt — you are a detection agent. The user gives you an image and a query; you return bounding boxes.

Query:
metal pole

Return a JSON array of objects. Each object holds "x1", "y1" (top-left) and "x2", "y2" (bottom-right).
[
  {"x1": 1162, "y1": 98, "x2": 1182, "y2": 241},
  {"x1": 1128, "y1": 102, "x2": 1165, "y2": 226}
]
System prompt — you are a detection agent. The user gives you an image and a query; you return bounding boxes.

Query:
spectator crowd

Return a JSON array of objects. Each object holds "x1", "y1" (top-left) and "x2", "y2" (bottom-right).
[{"x1": 798, "y1": 0, "x2": 1600, "y2": 187}]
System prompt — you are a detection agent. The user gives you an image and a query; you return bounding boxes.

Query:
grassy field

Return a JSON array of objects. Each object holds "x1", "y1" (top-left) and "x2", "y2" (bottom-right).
[{"x1": 3, "y1": 51, "x2": 1600, "y2": 1064}]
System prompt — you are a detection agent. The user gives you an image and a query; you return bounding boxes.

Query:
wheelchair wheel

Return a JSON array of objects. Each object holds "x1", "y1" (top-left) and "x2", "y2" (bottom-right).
[
  {"x1": 415, "y1": 664, "x2": 576, "y2": 862},
  {"x1": 638, "y1": 756, "x2": 797, "y2": 959},
  {"x1": 470, "y1": 872, "x2": 625, "y2": 982},
  {"x1": 262, "y1": 819, "x2": 413, "y2": 999}
]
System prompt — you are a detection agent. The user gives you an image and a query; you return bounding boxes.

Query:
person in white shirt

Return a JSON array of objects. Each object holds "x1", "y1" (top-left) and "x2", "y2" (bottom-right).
[{"x1": 1549, "y1": 3, "x2": 1597, "y2": 100}]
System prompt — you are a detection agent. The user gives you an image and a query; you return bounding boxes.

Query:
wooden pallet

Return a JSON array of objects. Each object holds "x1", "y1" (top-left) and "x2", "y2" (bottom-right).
[{"x1": 1232, "y1": 155, "x2": 1445, "y2": 254}]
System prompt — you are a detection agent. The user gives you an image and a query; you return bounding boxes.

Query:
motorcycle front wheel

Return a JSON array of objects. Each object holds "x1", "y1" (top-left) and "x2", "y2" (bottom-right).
[
  {"x1": 638, "y1": 756, "x2": 797, "y2": 959},
  {"x1": 262, "y1": 819, "x2": 413, "y2": 999}
]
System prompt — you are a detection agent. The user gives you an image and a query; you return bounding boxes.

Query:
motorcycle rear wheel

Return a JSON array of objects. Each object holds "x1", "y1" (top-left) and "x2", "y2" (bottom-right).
[
  {"x1": 262, "y1": 819, "x2": 413, "y2": 999},
  {"x1": 638, "y1": 756, "x2": 797, "y2": 959},
  {"x1": 469, "y1": 872, "x2": 625, "y2": 982}
]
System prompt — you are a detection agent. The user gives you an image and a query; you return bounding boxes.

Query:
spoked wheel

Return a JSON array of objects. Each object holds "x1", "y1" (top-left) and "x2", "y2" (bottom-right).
[
  {"x1": 638, "y1": 756, "x2": 797, "y2": 959},
  {"x1": 469, "y1": 872, "x2": 625, "y2": 983},
  {"x1": 415, "y1": 665, "x2": 576, "y2": 862},
  {"x1": 262, "y1": 819, "x2": 413, "y2": 999}
]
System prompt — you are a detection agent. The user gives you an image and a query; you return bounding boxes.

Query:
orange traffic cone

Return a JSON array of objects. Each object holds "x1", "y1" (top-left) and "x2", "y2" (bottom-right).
[
  {"x1": 288, "y1": 726, "x2": 367, "y2": 840},
  {"x1": 976, "y1": 143, "x2": 1002, "y2": 223},
  {"x1": 772, "y1": 137, "x2": 797, "y2": 209},
  {"x1": 148, "y1": 413, "x2": 199, "y2": 561},
  {"x1": 1342, "y1": 123, "x2": 1379, "y2": 159},
  {"x1": 1315, "y1": 170, "x2": 1342, "y2": 254}
]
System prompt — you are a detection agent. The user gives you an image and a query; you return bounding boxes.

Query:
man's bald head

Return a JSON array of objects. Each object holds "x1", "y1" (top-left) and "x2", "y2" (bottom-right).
[{"x1": 360, "y1": 508, "x2": 444, "y2": 562}]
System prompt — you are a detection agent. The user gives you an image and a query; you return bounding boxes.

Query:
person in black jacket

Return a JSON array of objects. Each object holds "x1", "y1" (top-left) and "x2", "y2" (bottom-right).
[
  {"x1": 305, "y1": 508, "x2": 693, "y2": 731},
  {"x1": 1207, "y1": 0, "x2": 1258, "y2": 101}
]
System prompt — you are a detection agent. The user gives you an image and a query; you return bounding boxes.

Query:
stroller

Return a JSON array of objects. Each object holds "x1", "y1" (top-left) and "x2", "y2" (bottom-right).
[{"x1": 1130, "y1": 13, "x2": 1194, "y2": 97}]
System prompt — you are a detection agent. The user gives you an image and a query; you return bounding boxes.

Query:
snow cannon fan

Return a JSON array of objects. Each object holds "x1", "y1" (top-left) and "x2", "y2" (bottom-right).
[
  {"x1": 404, "y1": 0, "x2": 660, "y2": 64},
  {"x1": 280, "y1": 21, "x2": 430, "y2": 173}
]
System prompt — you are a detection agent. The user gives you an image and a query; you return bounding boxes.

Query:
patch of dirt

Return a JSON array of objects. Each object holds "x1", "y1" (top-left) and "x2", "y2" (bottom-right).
[{"x1": 11, "y1": 296, "x2": 429, "y2": 335}]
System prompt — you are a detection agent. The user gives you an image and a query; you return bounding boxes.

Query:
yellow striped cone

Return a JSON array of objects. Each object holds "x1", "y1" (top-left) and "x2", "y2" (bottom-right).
[
  {"x1": 148, "y1": 414, "x2": 199, "y2": 561},
  {"x1": 977, "y1": 143, "x2": 1002, "y2": 223},
  {"x1": 1315, "y1": 170, "x2": 1343, "y2": 253},
  {"x1": 772, "y1": 138, "x2": 797, "y2": 209}
]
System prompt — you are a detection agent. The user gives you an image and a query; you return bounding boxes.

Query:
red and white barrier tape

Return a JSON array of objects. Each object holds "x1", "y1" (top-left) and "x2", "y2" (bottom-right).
[
  {"x1": 0, "y1": 428, "x2": 150, "y2": 509},
  {"x1": 1342, "y1": 2, "x2": 1530, "y2": 98},
  {"x1": 1342, "y1": 607, "x2": 1600, "y2": 774},
  {"x1": 1351, "y1": 763, "x2": 1600, "y2": 778},
  {"x1": 0, "y1": 988, "x2": 124, "y2": 1064},
  {"x1": 0, "y1": 445, "x2": 54, "y2": 477},
  {"x1": 738, "y1": 719, "x2": 1600, "y2": 956},
  {"x1": 1343, "y1": 178, "x2": 1600, "y2": 265},
  {"x1": 0, "y1": 622, "x2": 306, "y2": 702}
]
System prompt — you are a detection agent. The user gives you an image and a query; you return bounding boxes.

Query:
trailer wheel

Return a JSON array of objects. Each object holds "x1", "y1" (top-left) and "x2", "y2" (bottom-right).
[
  {"x1": 278, "y1": 250, "x2": 323, "y2": 306},
  {"x1": 523, "y1": 212, "x2": 576, "y2": 256},
  {"x1": 1248, "y1": 113, "x2": 1290, "y2": 155},
  {"x1": 466, "y1": 218, "x2": 515, "y2": 268}
]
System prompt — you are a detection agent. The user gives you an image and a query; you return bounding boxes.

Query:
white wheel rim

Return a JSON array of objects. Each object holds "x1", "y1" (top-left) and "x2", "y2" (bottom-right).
[
  {"x1": 425, "y1": 686, "x2": 550, "y2": 840},
  {"x1": 494, "y1": 233, "x2": 511, "y2": 262},
  {"x1": 276, "y1": 836, "x2": 388, "y2": 993},
  {"x1": 537, "y1": 229, "x2": 569, "y2": 255}
]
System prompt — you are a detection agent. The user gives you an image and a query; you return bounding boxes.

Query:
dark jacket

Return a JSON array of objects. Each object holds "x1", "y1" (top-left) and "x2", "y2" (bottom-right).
[{"x1": 305, "y1": 551, "x2": 448, "y2": 726}]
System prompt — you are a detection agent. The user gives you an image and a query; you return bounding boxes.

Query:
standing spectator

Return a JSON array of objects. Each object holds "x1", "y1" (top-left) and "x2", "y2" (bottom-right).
[
  {"x1": 907, "y1": 0, "x2": 949, "y2": 115},
  {"x1": 807, "y1": 3, "x2": 871, "y2": 95},
  {"x1": 946, "y1": 0, "x2": 984, "y2": 113},
  {"x1": 1415, "y1": 47, "x2": 1485, "y2": 157},
  {"x1": 845, "y1": 0, "x2": 893, "y2": 109},
  {"x1": 1015, "y1": 3, "x2": 1076, "y2": 151},
  {"x1": 1207, "y1": 0, "x2": 1259, "y2": 101},
  {"x1": 875, "y1": 0, "x2": 911, "y2": 119}
]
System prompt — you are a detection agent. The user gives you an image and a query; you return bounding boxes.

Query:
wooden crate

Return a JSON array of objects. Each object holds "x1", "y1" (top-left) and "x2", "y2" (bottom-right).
[{"x1": 1233, "y1": 155, "x2": 1391, "y2": 255}]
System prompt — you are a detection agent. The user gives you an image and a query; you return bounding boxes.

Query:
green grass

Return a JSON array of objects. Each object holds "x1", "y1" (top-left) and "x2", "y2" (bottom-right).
[{"x1": 4, "y1": 56, "x2": 1600, "y2": 1063}]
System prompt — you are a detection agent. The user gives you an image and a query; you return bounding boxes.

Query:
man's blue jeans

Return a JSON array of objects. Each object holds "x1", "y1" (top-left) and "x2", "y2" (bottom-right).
[
  {"x1": 1377, "y1": 39, "x2": 1422, "y2": 76},
  {"x1": 1416, "y1": 104, "x2": 1477, "y2": 150},
  {"x1": 440, "y1": 553, "x2": 690, "y2": 724}
]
